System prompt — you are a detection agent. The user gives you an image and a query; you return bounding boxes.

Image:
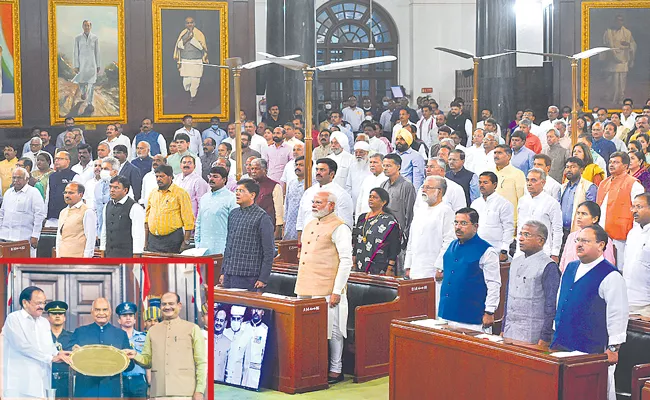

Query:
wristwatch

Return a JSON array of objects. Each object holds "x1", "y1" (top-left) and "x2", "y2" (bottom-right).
[
  {"x1": 484, "y1": 311, "x2": 494, "y2": 316},
  {"x1": 607, "y1": 345, "x2": 620, "y2": 352}
]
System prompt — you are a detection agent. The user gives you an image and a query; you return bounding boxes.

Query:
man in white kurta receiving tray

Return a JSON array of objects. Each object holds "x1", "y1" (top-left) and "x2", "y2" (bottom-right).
[
  {"x1": 174, "y1": 17, "x2": 209, "y2": 105},
  {"x1": 72, "y1": 20, "x2": 100, "y2": 112},
  {"x1": 295, "y1": 190, "x2": 352, "y2": 385}
]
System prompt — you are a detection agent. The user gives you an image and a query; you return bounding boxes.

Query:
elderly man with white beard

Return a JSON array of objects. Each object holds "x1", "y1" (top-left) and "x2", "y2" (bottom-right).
[
  {"x1": 415, "y1": 157, "x2": 466, "y2": 213},
  {"x1": 328, "y1": 132, "x2": 354, "y2": 190},
  {"x1": 405, "y1": 176, "x2": 455, "y2": 307},
  {"x1": 345, "y1": 141, "x2": 372, "y2": 206},
  {"x1": 355, "y1": 153, "x2": 388, "y2": 217}
]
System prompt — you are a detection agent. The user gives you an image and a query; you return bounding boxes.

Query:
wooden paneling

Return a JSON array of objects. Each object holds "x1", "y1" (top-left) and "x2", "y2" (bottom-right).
[{"x1": 0, "y1": 0, "x2": 256, "y2": 155}]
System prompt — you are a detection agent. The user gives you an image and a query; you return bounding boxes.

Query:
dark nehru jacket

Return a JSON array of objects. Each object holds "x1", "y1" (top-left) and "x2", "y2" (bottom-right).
[
  {"x1": 446, "y1": 113, "x2": 470, "y2": 143},
  {"x1": 104, "y1": 196, "x2": 137, "y2": 258},
  {"x1": 47, "y1": 168, "x2": 77, "y2": 219},
  {"x1": 446, "y1": 167, "x2": 475, "y2": 207}
]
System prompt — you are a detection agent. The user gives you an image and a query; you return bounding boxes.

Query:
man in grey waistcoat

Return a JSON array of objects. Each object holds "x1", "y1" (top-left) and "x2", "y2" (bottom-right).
[{"x1": 502, "y1": 220, "x2": 561, "y2": 348}]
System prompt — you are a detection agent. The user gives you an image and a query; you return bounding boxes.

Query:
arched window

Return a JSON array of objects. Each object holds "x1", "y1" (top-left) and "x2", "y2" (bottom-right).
[{"x1": 316, "y1": 1, "x2": 398, "y2": 109}]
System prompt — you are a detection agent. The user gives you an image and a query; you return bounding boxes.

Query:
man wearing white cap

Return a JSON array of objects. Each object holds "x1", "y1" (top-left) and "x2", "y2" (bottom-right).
[
  {"x1": 345, "y1": 141, "x2": 372, "y2": 207},
  {"x1": 224, "y1": 305, "x2": 252, "y2": 386},
  {"x1": 327, "y1": 132, "x2": 354, "y2": 190}
]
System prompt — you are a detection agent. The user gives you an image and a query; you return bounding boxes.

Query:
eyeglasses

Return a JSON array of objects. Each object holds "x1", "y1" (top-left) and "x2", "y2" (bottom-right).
[
  {"x1": 453, "y1": 221, "x2": 472, "y2": 227},
  {"x1": 519, "y1": 232, "x2": 542, "y2": 239},
  {"x1": 31, "y1": 301, "x2": 47, "y2": 306},
  {"x1": 574, "y1": 238, "x2": 596, "y2": 244}
]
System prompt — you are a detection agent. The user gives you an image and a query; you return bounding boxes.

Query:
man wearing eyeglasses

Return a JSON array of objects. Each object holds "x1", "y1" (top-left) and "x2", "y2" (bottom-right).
[
  {"x1": 624, "y1": 193, "x2": 650, "y2": 315},
  {"x1": 551, "y1": 224, "x2": 628, "y2": 400},
  {"x1": 502, "y1": 221, "x2": 560, "y2": 348},
  {"x1": 438, "y1": 208, "x2": 501, "y2": 333}
]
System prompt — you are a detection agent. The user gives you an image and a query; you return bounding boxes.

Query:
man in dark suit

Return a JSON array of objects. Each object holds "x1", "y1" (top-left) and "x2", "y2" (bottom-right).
[
  {"x1": 113, "y1": 144, "x2": 142, "y2": 202},
  {"x1": 67, "y1": 297, "x2": 134, "y2": 398}
]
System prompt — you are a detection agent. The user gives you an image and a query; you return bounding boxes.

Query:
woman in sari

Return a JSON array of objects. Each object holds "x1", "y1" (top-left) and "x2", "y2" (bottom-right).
[
  {"x1": 609, "y1": 112, "x2": 630, "y2": 141},
  {"x1": 636, "y1": 133, "x2": 650, "y2": 163},
  {"x1": 629, "y1": 150, "x2": 650, "y2": 192},
  {"x1": 572, "y1": 142, "x2": 604, "y2": 186},
  {"x1": 31, "y1": 152, "x2": 53, "y2": 198},
  {"x1": 353, "y1": 187, "x2": 401, "y2": 276},
  {"x1": 559, "y1": 201, "x2": 616, "y2": 272}
]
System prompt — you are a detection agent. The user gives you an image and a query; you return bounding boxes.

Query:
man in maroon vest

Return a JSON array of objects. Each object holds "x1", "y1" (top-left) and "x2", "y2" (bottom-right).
[{"x1": 249, "y1": 158, "x2": 284, "y2": 239}]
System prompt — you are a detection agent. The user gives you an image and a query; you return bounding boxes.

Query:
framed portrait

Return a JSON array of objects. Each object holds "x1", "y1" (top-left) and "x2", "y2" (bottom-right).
[
  {"x1": 0, "y1": 0, "x2": 22, "y2": 127},
  {"x1": 152, "y1": 0, "x2": 229, "y2": 123},
  {"x1": 581, "y1": 1, "x2": 650, "y2": 112},
  {"x1": 48, "y1": 0, "x2": 126, "y2": 125}
]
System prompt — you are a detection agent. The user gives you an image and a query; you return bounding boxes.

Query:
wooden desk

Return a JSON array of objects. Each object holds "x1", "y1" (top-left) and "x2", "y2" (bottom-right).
[
  {"x1": 214, "y1": 288, "x2": 329, "y2": 394},
  {"x1": 642, "y1": 381, "x2": 650, "y2": 400},
  {"x1": 389, "y1": 319, "x2": 609, "y2": 400}
]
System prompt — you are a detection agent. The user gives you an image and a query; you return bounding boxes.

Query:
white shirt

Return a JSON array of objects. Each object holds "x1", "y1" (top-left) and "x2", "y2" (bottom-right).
[
  {"x1": 296, "y1": 182, "x2": 354, "y2": 231},
  {"x1": 557, "y1": 255, "x2": 629, "y2": 346},
  {"x1": 624, "y1": 223, "x2": 650, "y2": 308},
  {"x1": 599, "y1": 179, "x2": 644, "y2": 234},
  {"x1": 71, "y1": 161, "x2": 94, "y2": 184},
  {"x1": 330, "y1": 224, "x2": 354, "y2": 294},
  {"x1": 106, "y1": 134, "x2": 133, "y2": 160},
  {"x1": 0, "y1": 185, "x2": 45, "y2": 241},
  {"x1": 405, "y1": 202, "x2": 455, "y2": 278},
  {"x1": 355, "y1": 173, "x2": 388, "y2": 217},
  {"x1": 345, "y1": 159, "x2": 372, "y2": 207},
  {"x1": 516, "y1": 192, "x2": 563, "y2": 257},
  {"x1": 2, "y1": 310, "x2": 58, "y2": 398},
  {"x1": 174, "y1": 127, "x2": 204, "y2": 157},
  {"x1": 280, "y1": 159, "x2": 297, "y2": 185},
  {"x1": 327, "y1": 151, "x2": 355, "y2": 191},
  {"x1": 477, "y1": 121, "x2": 503, "y2": 141},
  {"x1": 250, "y1": 134, "x2": 268, "y2": 155},
  {"x1": 379, "y1": 109, "x2": 393, "y2": 133},
  {"x1": 342, "y1": 106, "x2": 365, "y2": 132},
  {"x1": 417, "y1": 116, "x2": 438, "y2": 148},
  {"x1": 55, "y1": 201, "x2": 97, "y2": 257},
  {"x1": 467, "y1": 148, "x2": 496, "y2": 174},
  {"x1": 139, "y1": 170, "x2": 157, "y2": 206},
  {"x1": 621, "y1": 113, "x2": 637, "y2": 130},
  {"x1": 415, "y1": 178, "x2": 466, "y2": 213},
  {"x1": 284, "y1": 137, "x2": 302, "y2": 149},
  {"x1": 83, "y1": 177, "x2": 99, "y2": 210},
  {"x1": 543, "y1": 175, "x2": 562, "y2": 202},
  {"x1": 100, "y1": 195, "x2": 146, "y2": 254},
  {"x1": 471, "y1": 191, "x2": 515, "y2": 251},
  {"x1": 594, "y1": 152, "x2": 607, "y2": 172},
  {"x1": 610, "y1": 137, "x2": 628, "y2": 153},
  {"x1": 369, "y1": 136, "x2": 389, "y2": 155}
]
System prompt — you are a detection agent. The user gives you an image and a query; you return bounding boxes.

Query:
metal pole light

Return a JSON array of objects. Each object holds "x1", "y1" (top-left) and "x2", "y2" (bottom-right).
[{"x1": 434, "y1": 47, "x2": 514, "y2": 132}]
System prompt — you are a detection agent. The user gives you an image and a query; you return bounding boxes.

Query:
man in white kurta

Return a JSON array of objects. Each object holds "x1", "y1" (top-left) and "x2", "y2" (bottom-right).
[
  {"x1": 533, "y1": 154, "x2": 562, "y2": 202},
  {"x1": 471, "y1": 171, "x2": 515, "y2": 261},
  {"x1": 327, "y1": 132, "x2": 354, "y2": 191},
  {"x1": 345, "y1": 141, "x2": 372, "y2": 207},
  {"x1": 414, "y1": 158, "x2": 466, "y2": 213},
  {"x1": 405, "y1": 176, "x2": 455, "y2": 308},
  {"x1": 2, "y1": 287, "x2": 70, "y2": 398},
  {"x1": 173, "y1": 17, "x2": 209, "y2": 103},
  {"x1": 602, "y1": 15, "x2": 636, "y2": 104},
  {"x1": 72, "y1": 20, "x2": 100, "y2": 108},
  {"x1": 355, "y1": 154, "x2": 388, "y2": 217},
  {"x1": 516, "y1": 169, "x2": 563, "y2": 261},
  {"x1": 624, "y1": 193, "x2": 650, "y2": 315},
  {"x1": 295, "y1": 191, "x2": 352, "y2": 383}
]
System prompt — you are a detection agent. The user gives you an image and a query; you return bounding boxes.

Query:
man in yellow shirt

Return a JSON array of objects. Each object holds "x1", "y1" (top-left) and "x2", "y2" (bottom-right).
[
  {"x1": 491, "y1": 144, "x2": 526, "y2": 229},
  {"x1": 0, "y1": 144, "x2": 18, "y2": 194},
  {"x1": 125, "y1": 292, "x2": 206, "y2": 400},
  {"x1": 145, "y1": 165, "x2": 195, "y2": 253}
]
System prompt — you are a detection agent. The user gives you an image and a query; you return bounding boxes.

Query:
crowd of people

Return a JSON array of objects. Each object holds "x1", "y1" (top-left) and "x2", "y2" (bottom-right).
[{"x1": 0, "y1": 92, "x2": 650, "y2": 397}]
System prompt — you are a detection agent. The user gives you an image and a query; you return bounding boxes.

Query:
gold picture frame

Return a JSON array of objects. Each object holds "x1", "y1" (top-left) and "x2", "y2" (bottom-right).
[
  {"x1": 152, "y1": 0, "x2": 229, "y2": 123},
  {"x1": 581, "y1": 1, "x2": 650, "y2": 112},
  {"x1": 48, "y1": 0, "x2": 127, "y2": 125},
  {"x1": 0, "y1": 0, "x2": 22, "y2": 127}
]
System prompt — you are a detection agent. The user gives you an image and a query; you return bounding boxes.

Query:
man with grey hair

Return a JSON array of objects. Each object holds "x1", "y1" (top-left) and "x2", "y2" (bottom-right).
[
  {"x1": 249, "y1": 158, "x2": 284, "y2": 239},
  {"x1": 553, "y1": 120, "x2": 572, "y2": 150},
  {"x1": 0, "y1": 167, "x2": 46, "y2": 256},
  {"x1": 23, "y1": 137, "x2": 43, "y2": 165},
  {"x1": 295, "y1": 189, "x2": 352, "y2": 384},
  {"x1": 516, "y1": 168, "x2": 563, "y2": 261},
  {"x1": 95, "y1": 156, "x2": 120, "y2": 236},
  {"x1": 503, "y1": 220, "x2": 560, "y2": 347},
  {"x1": 539, "y1": 105, "x2": 561, "y2": 134},
  {"x1": 405, "y1": 175, "x2": 455, "y2": 306},
  {"x1": 543, "y1": 128, "x2": 570, "y2": 183},
  {"x1": 591, "y1": 121, "x2": 617, "y2": 163},
  {"x1": 355, "y1": 153, "x2": 388, "y2": 216},
  {"x1": 470, "y1": 131, "x2": 498, "y2": 174},
  {"x1": 518, "y1": 118, "x2": 542, "y2": 154},
  {"x1": 416, "y1": 157, "x2": 466, "y2": 212}
]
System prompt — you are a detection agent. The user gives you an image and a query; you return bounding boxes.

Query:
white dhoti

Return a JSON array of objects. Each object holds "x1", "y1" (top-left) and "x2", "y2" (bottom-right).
[
  {"x1": 179, "y1": 59, "x2": 203, "y2": 98},
  {"x1": 299, "y1": 294, "x2": 348, "y2": 373},
  {"x1": 613, "y1": 239, "x2": 626, "y2": 270}
]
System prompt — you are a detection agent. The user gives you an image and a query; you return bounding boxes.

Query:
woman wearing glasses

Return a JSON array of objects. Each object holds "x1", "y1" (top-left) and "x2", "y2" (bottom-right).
[{"x1": 559, "y1": 201, "x2": 615, "y2": 272}]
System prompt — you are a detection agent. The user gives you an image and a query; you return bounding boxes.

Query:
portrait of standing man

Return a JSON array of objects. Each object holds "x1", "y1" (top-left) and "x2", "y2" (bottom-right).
[
  {"x1": 174, "y1": 17, "x2": 208, "y2": 106},
  {"x1": 72, "y1": 20, "x2": 100, "y2": 114}
]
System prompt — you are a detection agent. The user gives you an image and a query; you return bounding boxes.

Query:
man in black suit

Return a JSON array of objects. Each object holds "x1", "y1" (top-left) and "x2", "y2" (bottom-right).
[
  {"x1": 67, "y1": 297, "x2": 134, "y2": 398},
  {"x1": 113, "y1": 144, "x2": 142, "y2": 202}
]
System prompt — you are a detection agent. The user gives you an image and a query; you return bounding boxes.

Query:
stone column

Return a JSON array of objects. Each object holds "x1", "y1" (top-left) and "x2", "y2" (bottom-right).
[
  {"x1": 266, "y1": 0, "x2": 286, "y2": 119},
  {"x1": 476, "y1": 0, "x2": 517, "y2": 133}
]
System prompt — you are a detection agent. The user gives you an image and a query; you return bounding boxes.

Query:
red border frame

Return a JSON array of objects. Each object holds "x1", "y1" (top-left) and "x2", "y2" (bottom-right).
[{"x1": 0, "y1": 257, "x2": 214, "y2": 400}]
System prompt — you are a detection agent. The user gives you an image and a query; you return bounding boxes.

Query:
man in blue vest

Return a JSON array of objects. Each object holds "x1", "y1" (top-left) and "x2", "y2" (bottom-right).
[
  {"x1": 438, "y1": 207, "x2": 501, "y2": 332},
  {"x1": 132, "y1": 117, "x2": 167, "y2": 157},
  {"x1": 551, "y1": 224, "x2": 628, "y2": 400},
  {"x1": 116, "y1": 302, "x2": 148, "y2": 399}
]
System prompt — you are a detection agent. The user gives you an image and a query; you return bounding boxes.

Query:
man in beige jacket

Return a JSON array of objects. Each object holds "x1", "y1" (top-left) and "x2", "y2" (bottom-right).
[{"x1": 125, "y1": 292, "x2": 206, "y2": 400}]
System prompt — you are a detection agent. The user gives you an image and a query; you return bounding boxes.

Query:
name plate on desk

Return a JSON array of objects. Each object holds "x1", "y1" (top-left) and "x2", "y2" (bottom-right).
[
  {"x1": 410, "y1": 319, "x2": 447, "y2": 329},
  {"x1": 70, "y1": 345, "x2": 129, "y2": 376}
]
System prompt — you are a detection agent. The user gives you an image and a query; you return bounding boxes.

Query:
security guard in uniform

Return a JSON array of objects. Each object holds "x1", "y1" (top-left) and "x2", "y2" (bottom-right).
[
  {"x1": 45, "y1": 301, "x2": 73, "y2": 399},
  {"x1": 116, "y1": 302, "x2": 148, "y2": 399},
  {"x1": 143, "y1": 306, "x2": 162, "y2": 332}
]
